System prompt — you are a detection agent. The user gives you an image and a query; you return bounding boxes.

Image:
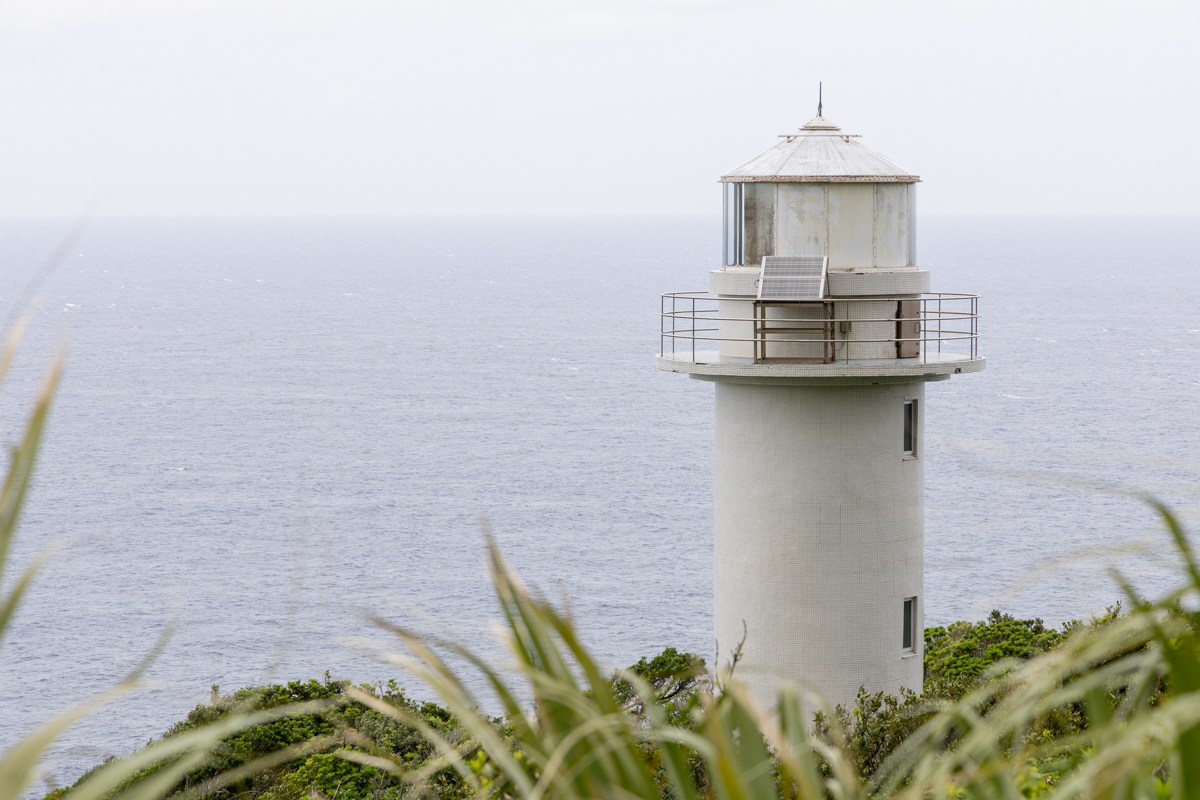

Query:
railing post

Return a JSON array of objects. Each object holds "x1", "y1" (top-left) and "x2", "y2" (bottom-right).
[
  {"x1": 973, "y1": 296, "x2": 978, "y2": 359},
  {"x1": 919, "y1": 297, "x2": 925, "y2": 364},
  {"x1": 674, "y1": 294, "x2": 679, "y2": 357},
  {"x1": 671, "y1": 294, "x2": 676, "y2": 357},
  {"x1": 691, "y1": 295, "x2": 696, "y2": 363},
  {"x1": 753, "y1": 302, "x2": 759, "y2": 364}
]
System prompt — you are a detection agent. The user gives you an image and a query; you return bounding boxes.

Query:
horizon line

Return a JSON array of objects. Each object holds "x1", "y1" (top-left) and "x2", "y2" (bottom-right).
[{"x1": 1, "y1": 211, "x2": 1198, "y2": 220}]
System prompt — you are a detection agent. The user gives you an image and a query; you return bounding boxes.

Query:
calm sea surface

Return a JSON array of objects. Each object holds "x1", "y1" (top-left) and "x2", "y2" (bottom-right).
[{"x1": 0, "y1": 215, "x2": 1198, "y2": 787}]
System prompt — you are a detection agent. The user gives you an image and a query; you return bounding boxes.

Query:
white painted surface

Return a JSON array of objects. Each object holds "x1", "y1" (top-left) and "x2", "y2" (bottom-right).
[
  {"x1": 713, "y1": 380, "x2": 926, "y2": 711},
  {"x1": 713, "y1": 268, "x2": 931, "y2": 297},
  {"x1": 827, "y1": 270, "x2": 930, "y2": 296},
  {"x1": 655, "y1": 351, "x2": 982, "y2": 379},
  {"x1": 827, "y1": 184, "x2": 876, "y2": 268},
  {"x1": 838, "y1": 298, "x2": 904, "y2": 359},
  {"x1": 716, "y1": 298, "x2": 755, "y2": 359},
  {"x1": 709, "y1": 269, "x2": 761, "y2": 296},
  {"x1": 722, "y1": 115, "x2": 919, "y2": 183}
]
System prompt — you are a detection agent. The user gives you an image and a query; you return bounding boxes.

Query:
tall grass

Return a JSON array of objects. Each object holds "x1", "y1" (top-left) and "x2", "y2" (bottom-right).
[{"x1": 339, "y1": 518, "x2": 1200, "y2": 800}]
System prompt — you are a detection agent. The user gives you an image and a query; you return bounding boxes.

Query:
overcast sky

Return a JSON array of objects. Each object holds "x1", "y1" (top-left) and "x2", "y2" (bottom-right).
[{"x1": 0, "y1": 0, "x2": 1196, "y2": 216}]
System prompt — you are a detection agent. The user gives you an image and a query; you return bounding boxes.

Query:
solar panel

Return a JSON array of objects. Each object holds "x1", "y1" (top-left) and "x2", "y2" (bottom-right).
[{"x1": 757, "y1": 255, "x2": 827, "y2": 301}]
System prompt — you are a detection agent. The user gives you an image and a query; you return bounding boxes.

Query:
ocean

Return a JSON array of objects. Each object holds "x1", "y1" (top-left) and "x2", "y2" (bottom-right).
[{"x1": 0, "y1": 215, "x2": 1197, "y2": 788}]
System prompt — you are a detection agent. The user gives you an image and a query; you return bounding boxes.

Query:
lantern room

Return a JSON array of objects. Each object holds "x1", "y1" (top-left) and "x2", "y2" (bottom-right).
[
  {"x1": 657, "y1": 107, "x2": 982, "y2": 374},
  {"x1": 722, "y1": 112, "x2": 922, "y2": 276}
]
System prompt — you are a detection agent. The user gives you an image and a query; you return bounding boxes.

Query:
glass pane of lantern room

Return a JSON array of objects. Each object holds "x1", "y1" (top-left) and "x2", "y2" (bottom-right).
[{"x1": 723, "y1": 183, "x2": 742, "y2": 266}]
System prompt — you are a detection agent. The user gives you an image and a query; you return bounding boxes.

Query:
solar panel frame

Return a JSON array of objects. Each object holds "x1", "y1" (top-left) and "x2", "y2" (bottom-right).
[{"x1": 757, "y1": 255, "x2": 828, "y2": 301}]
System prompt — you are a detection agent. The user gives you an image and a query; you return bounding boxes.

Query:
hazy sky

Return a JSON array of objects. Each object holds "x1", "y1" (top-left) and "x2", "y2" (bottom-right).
[{"x1": 1, "y1": 0, "x2": 1197, "y2": 216}]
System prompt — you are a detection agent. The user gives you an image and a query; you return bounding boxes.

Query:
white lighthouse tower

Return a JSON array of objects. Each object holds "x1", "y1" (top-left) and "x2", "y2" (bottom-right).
[{"x1": 657, "y1": 103, "x2": 984, "y2": 711}]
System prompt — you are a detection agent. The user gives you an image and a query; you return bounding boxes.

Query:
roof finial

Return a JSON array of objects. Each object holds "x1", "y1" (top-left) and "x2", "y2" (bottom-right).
[{"x1": 818, "y1": 82, "x2": 822, "y2": 117}]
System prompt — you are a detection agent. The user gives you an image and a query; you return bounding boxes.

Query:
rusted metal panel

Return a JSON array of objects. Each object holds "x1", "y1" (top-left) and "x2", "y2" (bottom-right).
[
  {"x1": 777, "y1": 183, "x2": 826, "y2": 256},
  {"x1": 743, "y1": 183, "x2": 776, "y2": 268},
  {"x1": 907, "y1": 184, "x2": 918, "y2": 266},
  {"x1": 771, "y1": 180, "x2": 909, "y2": 270},
  {"x1": 874, "y1": 183, "x2": 909, "y2": 268},
  {"x1": 827, "y1": 184, "x2": 874, "y2": 268}
]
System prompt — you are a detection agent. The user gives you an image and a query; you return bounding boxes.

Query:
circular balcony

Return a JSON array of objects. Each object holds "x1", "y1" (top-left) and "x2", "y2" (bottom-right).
[{"x1": 656, "y1": 291, "x2": 984, "y2": 381}]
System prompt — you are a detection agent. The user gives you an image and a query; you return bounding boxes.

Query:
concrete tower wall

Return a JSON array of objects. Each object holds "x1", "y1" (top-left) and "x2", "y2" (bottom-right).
[{"x1": 711, "y1": 378, "x2": 928, "y2": 710}]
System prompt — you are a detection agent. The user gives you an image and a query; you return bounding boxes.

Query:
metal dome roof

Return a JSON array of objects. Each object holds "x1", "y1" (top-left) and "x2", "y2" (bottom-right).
[{"x1": 720, "y1": 114, "x2": 919, "y2": 184}]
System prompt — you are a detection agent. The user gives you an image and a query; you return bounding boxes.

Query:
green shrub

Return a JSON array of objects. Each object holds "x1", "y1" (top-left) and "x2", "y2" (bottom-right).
[
  {"x1": 924, "y1": 610, "x2": 1070, "y2": 699},
  {"x1": 43, "y1": 674, "x2": 481, "y2": 800},
  {"x1": 259, "y1": 754, "x2": 389, "y2": 800}
]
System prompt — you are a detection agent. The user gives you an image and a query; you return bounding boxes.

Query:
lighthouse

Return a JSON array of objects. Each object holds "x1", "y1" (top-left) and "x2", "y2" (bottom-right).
[{"x1": 657, "y1": 103, "x2": 983, "y2": 711}]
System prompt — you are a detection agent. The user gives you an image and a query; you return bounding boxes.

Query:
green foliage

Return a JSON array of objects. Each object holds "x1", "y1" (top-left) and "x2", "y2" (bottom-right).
[
  {"x1": 924, "y1": 610, "x2": 1069, "y2": 699},
  {"x1": 813, "y1": 615, "x2": 1069, "y2": 779},
  {"x1": 813, "y1": 606, "x2": 1135, "y2": 781},
  {"x1": 608, "y1": 647, "x2": 710, "y2": 796},
  {"x1": 612, "y1": 647, "x2": 707, "y2": 726},
  {"x1": 47, "y1": 675, "x2": 474, "y2": 800},
  {"x1": 259, "y1": 754, "x2": 388, "y2": 800},
  {"x1": 54, "y1": 647, "x2": 712, "y2": 800},
  {"x1": 67, "y1": 617, "x2": 1099, "y2": 798}
]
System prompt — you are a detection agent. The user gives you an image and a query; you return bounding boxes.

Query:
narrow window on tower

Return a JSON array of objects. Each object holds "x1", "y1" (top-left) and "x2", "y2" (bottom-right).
[
  {"x1": 903, "y1": 400, "x2": 917, "y2": 456},
  {"x1": 902, "y1": 597, "x2": 917, "y2": 653}
]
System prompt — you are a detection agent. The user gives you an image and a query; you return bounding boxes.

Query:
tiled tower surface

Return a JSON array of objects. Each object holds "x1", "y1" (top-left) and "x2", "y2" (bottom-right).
[
  {"x1": 714, "y1": 379, "x2": 926, "y2": 706},
  {"x1": 655, "y1": 108, "x2": 984, "y2": 712}
]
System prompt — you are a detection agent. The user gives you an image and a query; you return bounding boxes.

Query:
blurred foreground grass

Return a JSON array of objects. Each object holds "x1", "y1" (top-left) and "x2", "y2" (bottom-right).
[
  {"x1": 46, "y1": 611, "x2": 1101, "y2": 800},
  {"x1": 5, "y1": 335, "x2": 1200, "y2": 800}
]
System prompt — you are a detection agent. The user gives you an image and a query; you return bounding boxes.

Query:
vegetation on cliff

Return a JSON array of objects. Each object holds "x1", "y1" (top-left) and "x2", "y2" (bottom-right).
[{"x1": 48, "y1": 606, "x2": 1109, "y2": 800}]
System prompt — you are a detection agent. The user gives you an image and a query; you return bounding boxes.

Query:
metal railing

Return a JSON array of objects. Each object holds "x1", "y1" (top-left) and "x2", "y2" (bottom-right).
[{"x1": 660, "y1": 292, "x2": 979, "y2": 365}]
